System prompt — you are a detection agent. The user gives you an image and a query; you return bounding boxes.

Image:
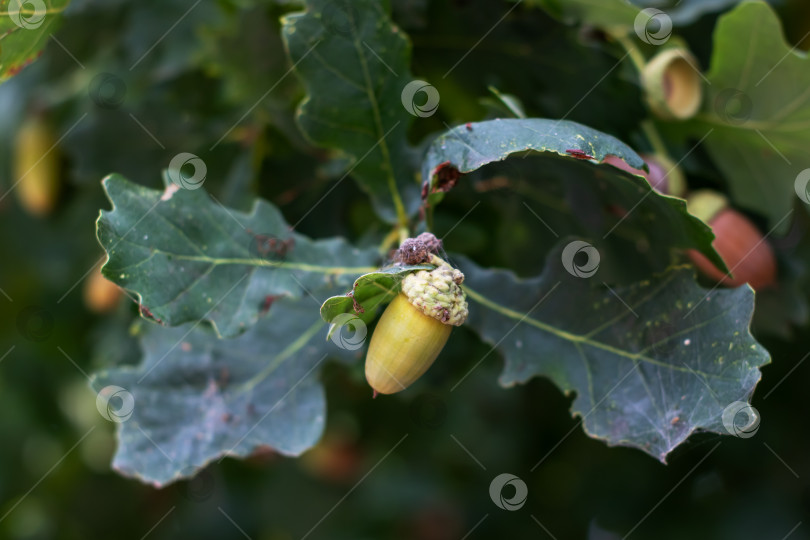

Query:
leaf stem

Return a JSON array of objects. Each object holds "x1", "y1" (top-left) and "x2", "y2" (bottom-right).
[
  {"x1": 379, "y1": 227, "x2": 401, "y2": 254},
  {"x1": 640, "y1": 120, "x2": 672, "y2": 161},
  {"x1": 612, "y1": 32, "x2": 647, "y2": 74},
  {"x1": 426, "y1": 202, "x2": 435, "y2": 232},
  {"x1": 398, "y1": 226, "x2": 409, "y2": 244},
  {"x1": 612, "y1": 33, "x2": 678, "y2": 173}
]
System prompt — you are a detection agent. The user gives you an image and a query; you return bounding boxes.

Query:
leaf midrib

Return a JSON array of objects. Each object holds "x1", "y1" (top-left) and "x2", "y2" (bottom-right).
[{"x1": 463, "y1": 283, "x2": 739, "y2": 380}]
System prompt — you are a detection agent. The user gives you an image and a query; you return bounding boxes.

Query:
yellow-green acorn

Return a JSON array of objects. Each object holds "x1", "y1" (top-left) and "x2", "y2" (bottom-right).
[
  {"x1": 14, "y1": 115, "x2": 60, "y2": 216},
  {"x1": 365, "y1": 237, "x2": 468, "y2": 395}
]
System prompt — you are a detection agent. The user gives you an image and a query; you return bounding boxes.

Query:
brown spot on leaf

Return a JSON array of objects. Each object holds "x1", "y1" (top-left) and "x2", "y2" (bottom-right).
[
  {"x1": 423, "y1": 161, "x2": 461, "y2": 200},
  {"x1": 139, "y1": 305, "x2": 163, "y2": 324},
  {"x1": 566, "y1": 149, "x2": 594, "y2": 160},
  {"x1": 217, "y1": 367, "x2": 230, "y2": 388},
  {"x1": 261, "y1": 294, "x2": 283, "y2": 314},
  {"x1": 253, "y1": 234, "x2": 295, "y2": 259},
  {"x1": 347, "y1": 291, "x2": 365, "y2": 314}
]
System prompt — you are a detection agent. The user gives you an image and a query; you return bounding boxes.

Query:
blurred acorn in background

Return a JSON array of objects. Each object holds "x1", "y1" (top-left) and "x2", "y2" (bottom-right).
[
  {"x1": 83, "y1": 265, "x2": 123, "y2": 313},
  {"x1": 602, "y1": 153, "x2": 685, "y2": 197},
  {"x1": 686, "y1": 190, "x2": 777, "y2": 290},
  {"x1": 14, "y1": 115, "x2": 61, "y2": 216},
  {"x1": 642, "y1": 48, "x2": 703, "y2": 120}
]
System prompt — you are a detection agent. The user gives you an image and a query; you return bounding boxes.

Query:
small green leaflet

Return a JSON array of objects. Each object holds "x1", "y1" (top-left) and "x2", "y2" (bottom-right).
[{"x1": 320, "y1": 264, "x2": 433, "y2": 323}]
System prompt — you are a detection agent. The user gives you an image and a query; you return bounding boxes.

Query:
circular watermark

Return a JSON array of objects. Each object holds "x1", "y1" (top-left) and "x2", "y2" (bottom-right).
[
  {"x1": 713, "y1": 89, "x2": 753, "y2": 125},
  {"x1": 322, "y1": 0, "x2": 355, "y2": 38},
  {"x1": 401, "y1": 80, "x2": 440, "y2": 118},
  {"x1": 8, "y1": 0, "x2": 46, "y2": 30},
  {"x1": 721, "y1": 401, "x2": 760, "y2": 438},
  {"x1": 180, "y1": 467, "x2": 216, "y2": 502},
  {"x1": 409, "y1": 393, "x2": 448, "y2": 429},
  {"x1": 329, "y1": 313, "x2": 367, "y2": 350},
  {"x1": 96, "y1": 385, "x2": 135, "y2": 423},
  {"x1": 88, "y1": 73, "x2": 127, "y2": 109},
  {"x1": 489, "y1": 473, "x2": 528, "y2": 511},
  {"x1": 561, "y1": 240, "x2": 600, "y2": 278},
  {"x1": 16, "y1": 306, "x2": 54, "y2": 342},
  {"x1": 794, "y1": 169, "x2": 810, "y2": 204},
  {"x1": 634, "y1": 8, "x2": 672, "y2": 46},
  {"x1": 168, "y1": 153, "x2": 207, "y2": 190}
]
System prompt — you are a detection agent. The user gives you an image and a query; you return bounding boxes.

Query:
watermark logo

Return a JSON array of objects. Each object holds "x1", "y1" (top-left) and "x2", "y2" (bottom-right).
[
  {"x1": 322, "y1": 0, "x2": 355, "y2": 38},
  {"x1": 180, "y1": 467, "x2": 216, "y2": 502},
  {"x1": 409, "y1": 393, "x2": 447, "y2": 429},
  {"x1": 16, "y1": 306, "x2": 54, "y2": 342},
  {"x1": 714, "y1": 89, "x2": 753, "y2": 125},
  {"x1": 721, "y1": 401, "x2": 760, "y2": 438},
  {"x1": 96, "y1": 385, "x2": 135, "y2": 423},
  {"x1": 248, "y1": 233, "x2": 294, "y2": 264},
  {"x1": 794, "y1": 169, "x2": 810, "y2": 205},
  {"x1": 401, "y1": 80, "x2": 440, "y2": 118},
  {"x1": 8, "y1": 0, "x2": 46, "y2": 30},
  {"x1": 89, "y1": 73, "x2": 127, "y2": 109},
  {"x1": 634, "y1": 8, "x2": 672, "y2": 46},
  {"x1": 168, "y1": 153, "x2": 207, "y2": 190},
  {"x1": 329, "y1": 313, "x2": 367, "y2": 350},
  {"x1": 489, "y1": 473, "x2": 528, "y2": 511},
  {"x1": 561, "y1": 240, "x2": 600, "y2": 278}
]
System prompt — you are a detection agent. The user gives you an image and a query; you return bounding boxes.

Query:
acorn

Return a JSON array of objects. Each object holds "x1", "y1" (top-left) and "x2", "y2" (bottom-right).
[
  {"x1": 365, "y1": 238, "x2": 468, "y2": 395},
  {"x1": 14, "y1": 115, "x2": 60, "y2": 216},
  {"x1": 641, "y1": 48, "x2": 703, "y2": 120},
  {"x1": 602, "y1": 153, "x2": 686, "y2": 197},
  {"x1": 83, "y1": 265, "x2": 123, "y2": 313},
  {"x1": 686, "y1": 190, "x2": 777, "y2": 290}
]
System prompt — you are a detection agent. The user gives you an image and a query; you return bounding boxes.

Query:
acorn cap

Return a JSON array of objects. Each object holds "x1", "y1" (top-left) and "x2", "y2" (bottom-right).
[
  {"x1": 642, "y1": 48, "x2": 703, "y2": 120},
  {"x1": 401, "y1": 256, "x2": 468, "y2": 326},
  {"x1": 686, "y1": 189, "x2": 728, "y2": 223}
]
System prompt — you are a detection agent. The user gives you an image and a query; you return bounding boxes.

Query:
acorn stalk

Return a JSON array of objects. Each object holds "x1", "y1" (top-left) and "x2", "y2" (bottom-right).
[{"x1": 366, "y1": 237, "x2": 468, "y2": 395}]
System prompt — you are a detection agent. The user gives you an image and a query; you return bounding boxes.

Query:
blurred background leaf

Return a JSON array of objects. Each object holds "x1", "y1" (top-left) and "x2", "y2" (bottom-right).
[
  {"x1": 0, "y1": 0, "x2": 69, "y2": 82},
  {"x1": 677, "y1": 1, "x2": 810, "y2": 232}
]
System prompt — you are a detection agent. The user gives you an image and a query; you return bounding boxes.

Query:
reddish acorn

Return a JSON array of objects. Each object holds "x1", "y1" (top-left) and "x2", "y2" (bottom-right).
[{"x1": 686, "y1": 190, "x2": 777, "y2": 290}]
